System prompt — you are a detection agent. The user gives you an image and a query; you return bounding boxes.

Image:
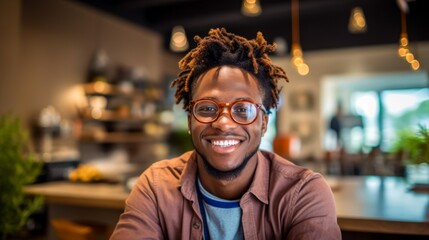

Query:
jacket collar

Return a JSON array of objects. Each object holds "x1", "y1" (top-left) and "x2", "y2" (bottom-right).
[
  {"x1": 179, "y1": 151, "x2": 198, "y2": 202},
  {"x1": 246, "y1": 151, "x2": 269, "y2": 204}
]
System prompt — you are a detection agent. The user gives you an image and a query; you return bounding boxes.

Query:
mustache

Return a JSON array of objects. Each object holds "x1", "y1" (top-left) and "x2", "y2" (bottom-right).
[{"x1": 202, "y1": 130, "x2": 242, "y2": 138}]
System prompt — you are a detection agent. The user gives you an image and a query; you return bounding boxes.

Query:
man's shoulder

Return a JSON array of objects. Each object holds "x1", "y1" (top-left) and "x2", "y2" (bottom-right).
[
  {"x1": 150, "y1": 151, "x2": 193, "y2": 170},
  {"x1": 139, "y1": 151, "x2": 195, "y2": 188},
  {"x1": 260, "y1": 150, "x2": 320, "y2": 182},
  {"x1": 259, "y1": 150, "x2": 329, "y2": 206}
]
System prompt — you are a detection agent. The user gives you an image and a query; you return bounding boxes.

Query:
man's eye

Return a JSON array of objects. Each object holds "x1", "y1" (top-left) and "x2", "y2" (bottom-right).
[
  {"x1": 233, "y1": 103, "x2": 251, "y2": 113},
  {"x1": 197, "y1": 106, "x2": 217, "y2": 113},
  {"x1": 234, "y1": 107, "x2": 248, "y2": 113},
  {"x1": 201, "y1": 107, "x2": 216, "y2": 111}
]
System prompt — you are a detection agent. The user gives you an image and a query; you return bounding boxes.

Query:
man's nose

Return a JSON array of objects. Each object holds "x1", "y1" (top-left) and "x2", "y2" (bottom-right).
[{"x1": 211, "y1": 107, "x2": 237, "y2": 131}]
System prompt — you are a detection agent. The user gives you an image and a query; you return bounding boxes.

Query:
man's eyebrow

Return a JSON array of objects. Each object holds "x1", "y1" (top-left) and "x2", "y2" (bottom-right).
[
  {"x1": 236, "y1": 97, "x2": 255, "y2": 101},
  {"x1": 192, "y1": 97, "x2": 258, "y2": 103}
]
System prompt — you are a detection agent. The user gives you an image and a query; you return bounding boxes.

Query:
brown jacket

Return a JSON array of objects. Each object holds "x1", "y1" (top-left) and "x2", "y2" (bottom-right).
[{"x1": 110, "y1": 150, "x2": 341, "y2": 240}]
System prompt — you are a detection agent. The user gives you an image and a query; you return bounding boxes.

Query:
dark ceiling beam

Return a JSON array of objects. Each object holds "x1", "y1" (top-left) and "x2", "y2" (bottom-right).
[
  {"x1": 153, "y1": 0, "x2": 350, "y2": 32},
  {"x1": 74, "y1": 0, "x2": 429, "y2": 52},
  {"x1": 118, "y1": 0, "x2": 197, "y2": 9}
]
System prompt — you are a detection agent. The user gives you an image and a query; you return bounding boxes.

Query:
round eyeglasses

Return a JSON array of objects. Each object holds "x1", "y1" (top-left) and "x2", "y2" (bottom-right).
[{"x1": 189, "y1": 99, "x2": 267, "y2": 125}]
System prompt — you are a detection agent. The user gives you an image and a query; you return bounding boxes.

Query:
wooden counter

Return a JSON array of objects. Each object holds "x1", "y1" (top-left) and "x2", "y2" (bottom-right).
[
  {"x1": 25, "y1": 182, "x2": 129, "y2": 240},
  {"x1": 331, "y1": 176, "x2": 429, "y2": 236},
  {"x1": 25, "y1": 176, "x2": 429, "y2": 237},
  {"x1": 25, "y1": 181, "x2": 128, "y2": 209}
]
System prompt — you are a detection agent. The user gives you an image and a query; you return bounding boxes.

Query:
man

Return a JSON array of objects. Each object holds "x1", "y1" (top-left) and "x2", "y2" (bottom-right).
[{"x1": 110, "y1": 28, "x2": 341, "y2": 240}]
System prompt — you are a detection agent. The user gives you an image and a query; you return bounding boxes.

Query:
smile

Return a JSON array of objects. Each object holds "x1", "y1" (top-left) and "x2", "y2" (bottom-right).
[{"x1": 212, "y1": 140, "x2": 240, "y2": 148}]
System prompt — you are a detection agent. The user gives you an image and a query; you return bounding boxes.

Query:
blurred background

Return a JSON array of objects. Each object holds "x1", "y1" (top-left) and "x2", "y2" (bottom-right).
[{"x1": 1, "y1": 0, "x2": 428, "y2": 239}]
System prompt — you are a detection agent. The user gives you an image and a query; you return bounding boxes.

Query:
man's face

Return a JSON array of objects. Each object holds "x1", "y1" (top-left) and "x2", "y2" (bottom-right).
[{"x1": 188, "y1": 66, "x2": 268, "y2": 180}]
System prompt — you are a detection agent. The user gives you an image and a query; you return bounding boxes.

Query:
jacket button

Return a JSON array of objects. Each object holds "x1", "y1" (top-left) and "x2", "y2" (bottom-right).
[{"x1": 192, "y1": 222, "x2": 200, "y2": 229}]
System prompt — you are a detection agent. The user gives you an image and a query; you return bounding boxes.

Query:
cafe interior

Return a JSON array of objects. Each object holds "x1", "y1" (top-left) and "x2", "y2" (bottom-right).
[{"x1": 1, "y1": 0, "x2": 429, "y2": 239}]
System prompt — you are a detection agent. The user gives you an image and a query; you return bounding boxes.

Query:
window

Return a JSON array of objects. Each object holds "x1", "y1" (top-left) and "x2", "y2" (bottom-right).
[
  {"x1": 381, "y1": 88, "x2": 429, "y2": 150},
  {"x1": 323, "y1": 71, "x2": 429, "y2": 153},
  {"x1": 350, "y1": 88, "x2": 428, "y2": 152},
  {"x1": 351, "y1": 91, "x2": 379, "y2": 150}
]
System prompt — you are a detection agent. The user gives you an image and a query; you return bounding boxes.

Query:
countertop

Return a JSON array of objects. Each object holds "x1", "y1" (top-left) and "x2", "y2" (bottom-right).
[{"x1": 24, "y1": 176, "x2": 429, "y2": 235}]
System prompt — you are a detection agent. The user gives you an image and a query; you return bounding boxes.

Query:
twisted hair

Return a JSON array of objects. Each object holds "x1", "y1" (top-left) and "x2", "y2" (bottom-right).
[{"x1": 170, "y1": 28, "x2": 288, "y2": 113}]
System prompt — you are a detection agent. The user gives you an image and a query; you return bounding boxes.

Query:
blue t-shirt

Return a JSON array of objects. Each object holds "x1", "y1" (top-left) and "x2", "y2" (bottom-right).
[{"x1": 197, "y1": 179, "x2": 243, "y2": 240}]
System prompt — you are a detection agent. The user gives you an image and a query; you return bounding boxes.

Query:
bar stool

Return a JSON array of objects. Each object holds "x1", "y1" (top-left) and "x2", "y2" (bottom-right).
[{"x1": 51, "y1": 219, "x2": 94, "y2": 240}]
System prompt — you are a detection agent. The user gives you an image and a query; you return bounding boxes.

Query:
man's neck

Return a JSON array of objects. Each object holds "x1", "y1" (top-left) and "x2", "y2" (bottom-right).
[{"x1": 197, "y1": 155, "x2": 258, "y2": 200}]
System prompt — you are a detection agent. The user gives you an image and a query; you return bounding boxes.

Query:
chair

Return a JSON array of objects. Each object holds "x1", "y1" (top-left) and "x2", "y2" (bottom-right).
[{"x1": 324, "y1": 147, "x2": 364, "y2": 176}]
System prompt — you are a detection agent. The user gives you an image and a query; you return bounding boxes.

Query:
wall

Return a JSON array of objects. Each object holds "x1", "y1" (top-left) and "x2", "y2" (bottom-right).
[
  {"x1": 0, "y1": 0, "x2": 21, "y2": 117},
  {"x1": 0, "y1": 0, "x2": 167, "y2": 126}
]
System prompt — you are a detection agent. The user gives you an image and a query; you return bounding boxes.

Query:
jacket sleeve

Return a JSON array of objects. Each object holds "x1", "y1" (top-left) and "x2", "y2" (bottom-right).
[
  {"x1": 110, "y1": 170, "x2": 164, "y2": 240},
  {"x1": 286, "y1": 174, "x2": 341, "y2": 240}
]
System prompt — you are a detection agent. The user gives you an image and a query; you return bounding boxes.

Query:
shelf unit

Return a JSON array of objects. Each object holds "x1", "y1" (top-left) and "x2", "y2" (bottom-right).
[{"x1": 77, "y1": 80, "x2": 169, "y2": 163}]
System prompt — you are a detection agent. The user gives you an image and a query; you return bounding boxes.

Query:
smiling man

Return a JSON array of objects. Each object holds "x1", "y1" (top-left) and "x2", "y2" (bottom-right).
[{"x1": 110, "y1": 28, "x2": 341, "y2": 240}]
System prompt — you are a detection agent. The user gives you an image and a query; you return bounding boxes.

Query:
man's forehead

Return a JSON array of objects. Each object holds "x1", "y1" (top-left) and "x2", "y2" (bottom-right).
[
  {"x1": 191, "y1": 66, "x2": 263, "y2": 101},
  {"x1": 196, "y1": 66, "x2": 256, "y2": 83}
]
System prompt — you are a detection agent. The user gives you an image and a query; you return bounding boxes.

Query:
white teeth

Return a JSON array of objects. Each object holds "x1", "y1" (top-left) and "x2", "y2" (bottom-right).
[{"x1": 212, "y1": 140, "x2": 239, "y2": 147}]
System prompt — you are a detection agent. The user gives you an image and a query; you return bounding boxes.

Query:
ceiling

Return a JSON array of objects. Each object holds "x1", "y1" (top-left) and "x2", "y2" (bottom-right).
[{"x1": 74, "y1": 0, "x2": 429, "y2": 54}]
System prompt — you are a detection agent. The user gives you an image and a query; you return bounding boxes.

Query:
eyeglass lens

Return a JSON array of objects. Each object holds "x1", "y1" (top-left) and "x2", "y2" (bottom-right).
[{"x1": 193, "y1": 100, "x2": 258, "y2": 124}]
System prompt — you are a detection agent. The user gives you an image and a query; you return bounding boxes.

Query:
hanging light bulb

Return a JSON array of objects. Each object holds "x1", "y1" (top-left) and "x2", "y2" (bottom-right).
[
  {"x1": 410, "y1": 59, "x2": 420, "y2": 70},
  {"x1": 292, "y1": 44, "x2": 309, "y2": 76},
  {"x1": 348, "y1": 7, "x2": 367, "y2": 33},
  {"x1": 291, "y1": 0, "x2": 309, "y2": 76},
  {"x1": 398, "y1": 33, "x2": 409, "y2": 57},
  {"x1": 169, "y1": 25, "x2": 189, "y2": 52},
  {"x1": 397, "y1": 5, "x2": 420, "y2": 70},
  {"x1": 241, "y1": 0, "x2": 262, "y2": 17}
]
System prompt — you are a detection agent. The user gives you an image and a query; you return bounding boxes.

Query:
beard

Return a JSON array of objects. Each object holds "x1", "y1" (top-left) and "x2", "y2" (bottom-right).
[{"x1": 192, "y1": 140, "x2": 260, "y2": 181}]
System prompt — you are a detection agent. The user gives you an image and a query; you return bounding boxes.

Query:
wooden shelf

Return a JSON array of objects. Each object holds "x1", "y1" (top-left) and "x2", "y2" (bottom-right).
[
  {"x1": 78, "y1": 81, "x2": 166, "y2": 148},
  {"x1": 79, "y1": 132, "x2": 163, "y2": 144},
  {"x1": 79, "y1": 109, "x2": 156, "y2": 122},
  {"x1": 83, "y1": 82, "x2": 163, "y2": 101}
]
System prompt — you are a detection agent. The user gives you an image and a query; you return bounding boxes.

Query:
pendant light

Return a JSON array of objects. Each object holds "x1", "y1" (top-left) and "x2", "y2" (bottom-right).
[
  {"x1": 397, "y1": 2, "x2": 420, "y2": 70},
  {"x1": 348, "y1": 7, "x2": 367, "y2": 33},
  {"x1": 241, "y1": 0, "x2": 262, "y2": 17},
  {"x1": 291, "y1": 0, "x2": 309, "y2": 76},
  {"x1": 170, "y1": 25, "x2": 189, "y2": 53}
]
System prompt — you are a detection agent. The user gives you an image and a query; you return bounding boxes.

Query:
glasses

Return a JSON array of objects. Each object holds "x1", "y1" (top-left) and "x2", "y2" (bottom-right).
[{"x1": 189, "y1": 99, "x2": 266, "y2": 125}]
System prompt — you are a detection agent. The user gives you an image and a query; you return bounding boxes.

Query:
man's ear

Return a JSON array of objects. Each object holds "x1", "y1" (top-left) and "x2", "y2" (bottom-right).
[
  {"x1": 187, "y1": 112, "x2": 192, "y2": 132},
  {"x1": 262, "y1": 114, "x2": 269, "y2": 136}
]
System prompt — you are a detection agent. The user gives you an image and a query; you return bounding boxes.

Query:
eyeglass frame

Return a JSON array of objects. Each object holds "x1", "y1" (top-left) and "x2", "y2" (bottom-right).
[{"x1": 188, "y1": 99, "x2": 267, "y2": 125}]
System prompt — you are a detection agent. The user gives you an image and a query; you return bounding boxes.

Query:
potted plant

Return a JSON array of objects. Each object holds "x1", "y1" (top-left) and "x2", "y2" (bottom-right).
[
  {"x1": 391, "y1": 125, "x2": 429, "y2": 187},
  {"x1": 0, "y1": 114, "x2": 43, "y2": 239}
]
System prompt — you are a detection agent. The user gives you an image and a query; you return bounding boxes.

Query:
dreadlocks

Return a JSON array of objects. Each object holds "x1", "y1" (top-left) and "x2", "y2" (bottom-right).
[{"x1": 170, "y1": 28, "x2": 288, "y2": 112}]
